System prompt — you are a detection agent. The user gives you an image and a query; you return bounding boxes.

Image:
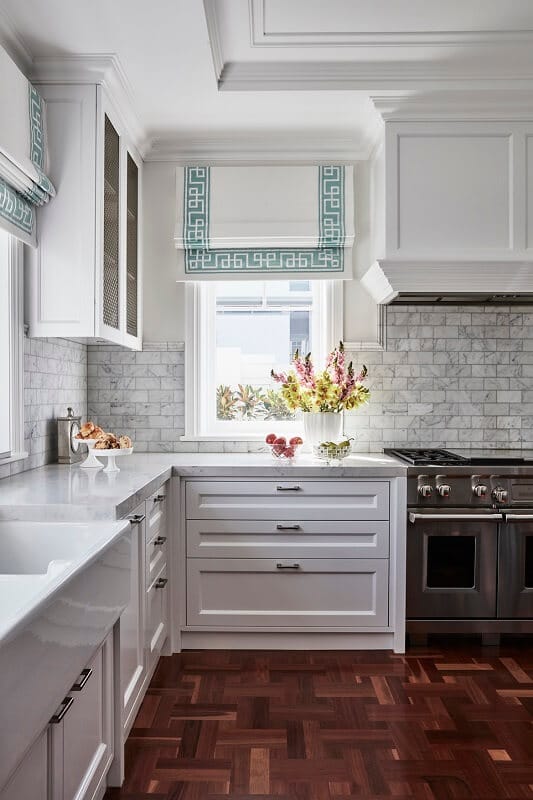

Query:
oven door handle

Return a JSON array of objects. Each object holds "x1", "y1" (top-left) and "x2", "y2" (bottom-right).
[
  {"x1": 503, "y1": 513, "x2": 533, "y2": 521},
  {"x1": 408, "y1": 512, "x2": 503, "y2": 523}
]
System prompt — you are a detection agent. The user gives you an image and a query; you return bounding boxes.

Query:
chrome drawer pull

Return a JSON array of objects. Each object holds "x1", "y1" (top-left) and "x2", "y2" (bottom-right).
[
  {"x1": 155, "y1": 577, "x2": 168, "y2": 589},
  {"x1": 127, "y1": 514, "x2": 146, "y2": 524},
  {"x1": 409, "y1": 512, "x2": 502, "y2": 523},
  {"x1": 71, "y1": 668, "x2": 92, "y2": 692},
  {"x1": 154, "y1": 494, "x2": 165, "y2": 503},
  {"x1": 153, "y1": 535, "x2": 167, "y2": 545},
  {"x1": 276, "y1": 563, "x2": 300, "y2": 570},
  {"x1": 276, "y1": 524, "x2": 301, "y2": 531},
  {"x1": 276, "y1": 485, "x2": 301, "y2": 492},
  {"x1": 50, "y1": 696, "x2": 74, "y2": 724}
]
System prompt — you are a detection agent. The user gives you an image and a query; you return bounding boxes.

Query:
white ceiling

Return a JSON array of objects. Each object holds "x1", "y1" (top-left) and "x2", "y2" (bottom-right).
[
  {"x1": 2, "y1": 0, "x2": 533, "y2": 155},
  {"x1": 0, "y1": 0, "x2": 377, "y2": 149}
]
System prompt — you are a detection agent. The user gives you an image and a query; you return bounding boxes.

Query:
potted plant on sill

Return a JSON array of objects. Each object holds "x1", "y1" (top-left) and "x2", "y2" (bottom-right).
[{"x1": 271, "y1": 342, "x2": 369, "y2": 448}]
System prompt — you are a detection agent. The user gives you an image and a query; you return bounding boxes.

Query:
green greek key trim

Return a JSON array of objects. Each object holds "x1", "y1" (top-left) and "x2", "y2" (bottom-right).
[
  {"x1": 0, "y1": 177, "x2": 34, "y2": 235},
  {"x1": 183, "y1": 165, "x2": 345, "y2": 273},
  {"x1": 27, "y1": 84, "x2": 56, "y2": 203}
]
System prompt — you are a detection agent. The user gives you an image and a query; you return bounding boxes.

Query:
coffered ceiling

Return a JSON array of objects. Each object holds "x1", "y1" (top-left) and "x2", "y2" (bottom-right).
[{"x1": 1, "y1": 0, "x2": 533, "y2": 157}]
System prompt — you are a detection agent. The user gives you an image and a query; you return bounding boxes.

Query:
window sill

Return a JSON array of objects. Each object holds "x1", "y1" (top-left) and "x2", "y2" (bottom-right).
[
  {"x1": 0, "y1": 451, "x2": 28, "y2": 466},
  {"x1": 180, "y1": 435, "x2": 267, "y2": 442}
]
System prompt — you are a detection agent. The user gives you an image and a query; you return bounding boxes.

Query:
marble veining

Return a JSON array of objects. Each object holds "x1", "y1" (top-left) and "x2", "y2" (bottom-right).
[{"x1": 0, "y1": 453, "x2": 406, "y2": 521}]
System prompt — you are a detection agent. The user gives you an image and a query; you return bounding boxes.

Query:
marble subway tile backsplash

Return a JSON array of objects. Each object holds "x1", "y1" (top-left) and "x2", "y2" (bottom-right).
[
  {"x1": 0, "y1": 334, "x2": 87, "y2": 479},
  {"x1": 344, "y1": 306, "x2": 533, "y2": 452}
]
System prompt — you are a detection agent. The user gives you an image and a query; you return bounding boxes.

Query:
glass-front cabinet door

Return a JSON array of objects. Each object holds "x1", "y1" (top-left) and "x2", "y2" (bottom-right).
[
  {"x1": 123, "y1": 150, "x2": 141, "y2": 348},
  {"x1": 99, "y1": 100, "x2": 142, "y2": 349},
  {"x1": 102, "y1": 114, "x2": 121, "y2": 335}
]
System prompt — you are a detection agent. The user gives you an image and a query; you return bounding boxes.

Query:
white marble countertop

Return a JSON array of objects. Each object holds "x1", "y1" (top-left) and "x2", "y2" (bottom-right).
[{"x1": 0, "y1": 452, "x2": 406, "y2": 521}]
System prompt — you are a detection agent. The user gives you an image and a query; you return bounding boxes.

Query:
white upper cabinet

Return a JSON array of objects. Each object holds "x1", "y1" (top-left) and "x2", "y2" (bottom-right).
[
  {"x1": 363, "y1": 119, "x2": 533, "y2": 301},
  {"x1": 26, "y1": 84, "x2": 143, "y2": 349}
]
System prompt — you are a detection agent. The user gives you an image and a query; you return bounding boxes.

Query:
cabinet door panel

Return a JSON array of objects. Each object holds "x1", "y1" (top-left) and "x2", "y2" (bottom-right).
[
  {"x1": 0, "y1": 730, "x2": 49, "y2": 800},
  {"x1": 186, "y1": 481, "x2": 389, "y2": 521},
  {"x1": 120, "y1": 505, "x2": 145, "y2": 733},
  {"x1": 145, "y1": 568, "x2": 168, "y2": 672},
  {"x1": 187, "y1": 558, "x2": 389, "y2": 628},
  {"x1": 102, "y1": 114, "x2": 120, "y2": 332}
]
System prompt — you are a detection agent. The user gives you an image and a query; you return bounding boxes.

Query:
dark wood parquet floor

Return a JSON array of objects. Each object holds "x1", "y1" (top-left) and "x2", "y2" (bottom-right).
[{"x1": 105, "y1": 642, "x2": 533, "y2": 800}]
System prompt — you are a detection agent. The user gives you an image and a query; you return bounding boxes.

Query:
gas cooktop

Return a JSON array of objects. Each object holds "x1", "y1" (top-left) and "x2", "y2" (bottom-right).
[{"x1": 384, "y1": 448, "x2": 532, "y2": 467}]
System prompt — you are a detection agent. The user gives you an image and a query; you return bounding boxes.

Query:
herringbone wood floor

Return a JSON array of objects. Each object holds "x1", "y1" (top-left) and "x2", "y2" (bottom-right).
[{"x1": 105, "y1": 643, "x2": 533, "y2": 799}]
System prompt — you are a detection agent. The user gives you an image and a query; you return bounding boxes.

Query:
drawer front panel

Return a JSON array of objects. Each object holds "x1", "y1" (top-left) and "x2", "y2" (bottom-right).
[
  {"x1": 146, "y1": 535, "x2": 167, "y2": 587},
  {"x1": 146, "y1": 566, "x2": 168, "y2": 659},
  {"x1": 187, "y1": 558, "x2": 389, "y2": 627},
  {"x1": 187, "y1": 519, "x2": 389, "y2": 559},
  {"x1": 146, "y1": 484, "x2": 168, "y2": 544},
  {"x1": 186, "y1": 481, "x2": 389, "y2": 521}
]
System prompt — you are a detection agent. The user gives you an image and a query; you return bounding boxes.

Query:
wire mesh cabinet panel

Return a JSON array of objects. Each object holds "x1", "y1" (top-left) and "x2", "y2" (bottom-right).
[{"x1": 102, "y1": 115, "x2": 121, "y2": 332}]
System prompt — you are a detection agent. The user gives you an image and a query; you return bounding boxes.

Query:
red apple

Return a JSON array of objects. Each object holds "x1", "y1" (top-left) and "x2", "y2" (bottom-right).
[
  {"x1": 289, "y1": 436, "x2": 303, "y2": 446},
  {"x1": 284, "y1": 446, "x2": 295, "y2": 458},
  {"x1": 265, "y1": 433, "x2": 277, "y2": 444},
  {"x1": 274, "y1": 436, "x2": 286, "y2": 446}
]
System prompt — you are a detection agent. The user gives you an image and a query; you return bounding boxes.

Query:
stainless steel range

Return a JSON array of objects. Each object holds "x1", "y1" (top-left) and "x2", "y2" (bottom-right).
[{"x1": 385, "y1": 448, "x2": 533, "y2": 644}]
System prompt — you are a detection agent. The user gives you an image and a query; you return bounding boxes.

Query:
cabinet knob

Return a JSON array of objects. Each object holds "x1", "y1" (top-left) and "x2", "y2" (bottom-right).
[
  {"x1": 127, "y1": 514, "x2": 145, "y2": 524},
  {"x1": 153, "y1": 535, "x2": 167, "y2": 546},
  {"x1": 154, "y1": 495, "x2": 165, "y2": 503},
  {"x1": 155, "y1": 577, "x2": 168, "y2": 589}
]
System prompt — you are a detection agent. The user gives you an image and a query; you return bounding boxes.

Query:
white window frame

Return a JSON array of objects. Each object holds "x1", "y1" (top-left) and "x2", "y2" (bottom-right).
[
  {"x1": 0, "y1": 232, "x2": 25, "y2": 464},
  {"x1": 183, "y1": 279, "x2": 343, "y2": 441}
]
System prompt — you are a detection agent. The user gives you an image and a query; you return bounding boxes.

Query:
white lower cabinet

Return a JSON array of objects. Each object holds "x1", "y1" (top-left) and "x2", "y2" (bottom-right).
[
  {"x1": 120, "y1": 503, "x2": 145, "y2": 735},
  {"x1": 50, "y1": 636, "x2": 113, "y2": 800},
  {"x1": 187, "y1": 558, "x2": 388, "y2": 628},
  {"x1": 118, "y1": 484, "x2": 170, "y2": 739},
  {"x1": 184, "y1": 479, "x2": 394, "y2": 639},
  {"x1": 0, "y1": 635, "x2": 113, "y2": 800},
  {"x1": 0, "y1": 730, "x2": 49, "y2": 800}
]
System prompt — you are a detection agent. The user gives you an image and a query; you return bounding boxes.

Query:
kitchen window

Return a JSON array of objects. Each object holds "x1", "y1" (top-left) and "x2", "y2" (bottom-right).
[
  {"x1": 0, "y1": 229, "x2": 24, "y2": 462},
  {"x1": 184, "y1": 280, "x2": 342, "y2": 440}
]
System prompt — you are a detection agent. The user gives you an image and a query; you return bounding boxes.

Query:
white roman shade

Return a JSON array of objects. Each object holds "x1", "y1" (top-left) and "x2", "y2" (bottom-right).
[
  {"x1": 174, "y1": 165, "x2": 354, "y2": 280},
  {"x1": 0, "y1": 46, "x2": 55, "y2": 246}
]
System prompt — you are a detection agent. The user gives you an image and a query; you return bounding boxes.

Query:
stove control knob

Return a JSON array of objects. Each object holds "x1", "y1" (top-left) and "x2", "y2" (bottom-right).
[
  {"x1": 437, "y1": 484, "x2": 451, "y2": 498},
  {"x1": 473, "y1": 484, "x2": 488, "y2": 498},
  {"x1": 492, "y1": 487, "x2": 508, "y2": 504},
  {"x1": 418, "y1": 484, "x2": 433, "y2": 498}
]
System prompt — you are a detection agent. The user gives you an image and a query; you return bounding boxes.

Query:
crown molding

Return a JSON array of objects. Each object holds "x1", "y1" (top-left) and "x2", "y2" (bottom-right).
[
  {"x1": 249, "y1": 0, "x2": 533, "y2": 49},
  {"x1": 203, "y1": 0, "x2": 224, "y2": 82},
  {"x1": 218, "y1": 60, "x2": 533, "y2": 92},
  {"x1": 371, "y1": 90, "x2": 533, "y2": 121},
  {"x1": 0, "y1": 6, "x2": 33, "y2": 72},
  {"x1": 30, "y1": 54, "x2": 148, "y2": 156},
  {"x1": 145, "y1": 132, "x2": 379, "y2": 163}
]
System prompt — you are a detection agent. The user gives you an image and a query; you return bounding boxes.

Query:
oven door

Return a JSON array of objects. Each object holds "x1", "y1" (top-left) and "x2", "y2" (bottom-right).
[
  {"x1": 498, "y1": 512, "x2": 533, "y2": 618},
  {"x1": 407, "y1": 510, "x2": 501, "y2": 619}
]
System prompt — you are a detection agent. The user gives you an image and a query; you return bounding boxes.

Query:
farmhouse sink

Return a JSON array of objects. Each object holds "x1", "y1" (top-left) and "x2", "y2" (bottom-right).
[
  {"x1": 0, "y1": 520, "x2": 98, "y2": 575},
  {"x1": 0, "y1": 518, "x2": 132, "y2": 788}
]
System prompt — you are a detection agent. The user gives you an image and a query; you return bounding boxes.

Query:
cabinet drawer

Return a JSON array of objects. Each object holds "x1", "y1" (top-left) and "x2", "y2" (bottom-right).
[
  {"x1": 146, "y1": 534, "x2": 167, "y2": 587},
  {"x1": 187, "y1": 558, "x2": 389, "y2": 627},
  {"x1": 145, "y1": 484, "x2": 167, "y2": 544},
  {"x1": 186, "y1": 481, "x2": 389, "y2": 521},
  {"x1": 145, "y1": 568, "x2": 168, "y2": 662},
  {"x1": 187, "y1": 519, "x2": 389, "y2": 559}
]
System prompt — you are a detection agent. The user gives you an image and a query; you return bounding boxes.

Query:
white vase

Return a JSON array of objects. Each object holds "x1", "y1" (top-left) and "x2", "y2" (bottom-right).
[{"x1": 303, "y1": 411, "x2": 343, "y2": 448}]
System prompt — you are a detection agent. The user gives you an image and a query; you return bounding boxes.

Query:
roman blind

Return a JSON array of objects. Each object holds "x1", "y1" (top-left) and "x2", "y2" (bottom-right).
[
  {"x1": 0, "y1": 46, "x2": 55, "y2": 246},
  {"x1": 174, "y1": 164, "x2": 354, "y2": 280}
]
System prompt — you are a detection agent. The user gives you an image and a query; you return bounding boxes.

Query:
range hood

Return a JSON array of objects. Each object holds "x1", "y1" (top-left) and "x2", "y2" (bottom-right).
[{"x1": 361, "y1": 260, "x2": 533, "y2": 306}]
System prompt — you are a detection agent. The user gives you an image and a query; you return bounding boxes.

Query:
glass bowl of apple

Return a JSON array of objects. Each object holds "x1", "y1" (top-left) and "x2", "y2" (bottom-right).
[{"x1": 265, "y1": 433, "x2": 303, "y2": 460}]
